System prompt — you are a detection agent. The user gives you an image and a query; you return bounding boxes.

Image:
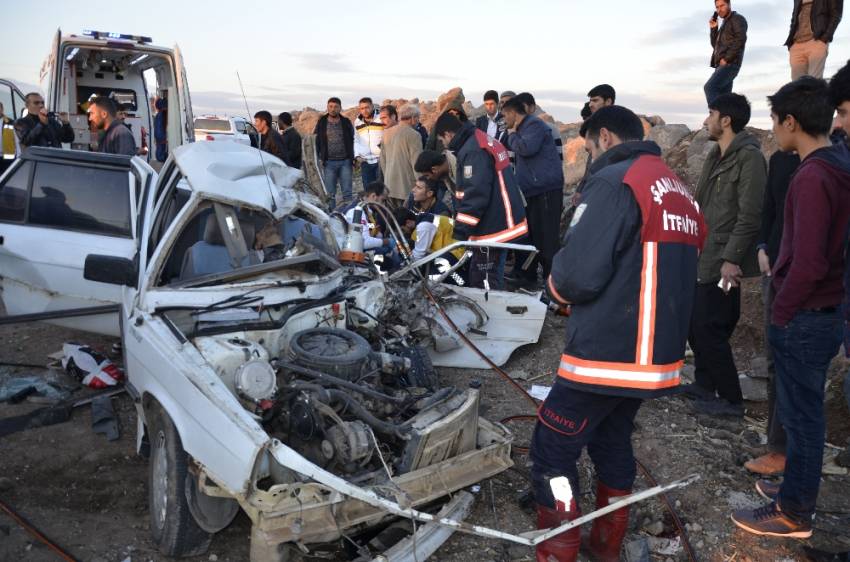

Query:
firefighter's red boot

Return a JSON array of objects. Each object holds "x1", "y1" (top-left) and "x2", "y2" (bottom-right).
[
  {"x1": 536, "y1": 500, "x2": 581, "y2": 562},
  {"x1": 587, "y1": 482, "x2": 631, "y2": 562}
]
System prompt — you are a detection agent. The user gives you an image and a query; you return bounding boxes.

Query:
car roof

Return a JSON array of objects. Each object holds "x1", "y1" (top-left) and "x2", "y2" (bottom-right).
[
  {"x1": 195, "y1": 116, "x2": 245, "y2": 122},
  {"x1": 21, "y1": 147, "x2": 134, "y2": 169},
  {"x1": 170, "y1": 142, "x2": 297, "y2": 215}
]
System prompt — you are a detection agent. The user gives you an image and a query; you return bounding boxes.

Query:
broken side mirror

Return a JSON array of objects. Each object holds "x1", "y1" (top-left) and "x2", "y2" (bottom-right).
[{"x1": 84, "y1": 254, "x2": 137, "y2": 287}]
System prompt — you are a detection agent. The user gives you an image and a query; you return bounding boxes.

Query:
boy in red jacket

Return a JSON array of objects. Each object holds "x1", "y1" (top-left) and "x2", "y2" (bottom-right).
[{"x1": 732, "y1": 76, "x2": 850, "y2": 538}]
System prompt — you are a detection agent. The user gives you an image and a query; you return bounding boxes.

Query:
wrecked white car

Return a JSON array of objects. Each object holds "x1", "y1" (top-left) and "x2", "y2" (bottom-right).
[{"x1": 0, "y1": 142, "x2": 553, "y2": 559}]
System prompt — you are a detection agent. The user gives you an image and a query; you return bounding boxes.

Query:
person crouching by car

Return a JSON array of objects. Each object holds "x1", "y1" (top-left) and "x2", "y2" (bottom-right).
[
  {"x1": 88, "y1": 96, "x2": 136, "y2": 156},
  {"x1": 395, "y1": 206, "x2": 467, "y2": 284},
  {"x1": 405, "y1": 176, "x2": 452, "y2": 217},
  {"x1": 343, "y1": 181, "x2": 397, "y2": 269}
]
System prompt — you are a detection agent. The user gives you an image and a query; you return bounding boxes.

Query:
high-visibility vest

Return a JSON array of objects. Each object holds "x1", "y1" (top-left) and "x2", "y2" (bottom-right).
[
  {"x1": 412, "y1": 214, "x2": 466, "y2": 261},
  {"x1": 2, "y1": 119, "x2": 17, "y2": 160}
]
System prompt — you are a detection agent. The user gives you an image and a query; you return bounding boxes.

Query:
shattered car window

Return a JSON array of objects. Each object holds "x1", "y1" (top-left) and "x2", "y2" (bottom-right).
[{"x1": 159, "y1": 201, "x2": 338, "y2": 286}]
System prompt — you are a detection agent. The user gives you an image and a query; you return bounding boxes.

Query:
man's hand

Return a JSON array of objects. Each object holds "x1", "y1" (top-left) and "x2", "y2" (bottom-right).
[
  {"x1": 57, "y1": 111, "x2": 70, "y2": 124},
  {"x1": 720, "y1": 260, "x2": 743, "y2": 291},
  {"x1": 709, "y1": 17, "x2": 719, "y2": 29},
  {"x1": 719, "y1": 58, "x2": 728, "y2": 66},
  {"x1": 38, "y1": 108, "x2": 49, "y2": 125},
  {"x1": 757, "y1": 249, "x2": 771, "y2": 276}
]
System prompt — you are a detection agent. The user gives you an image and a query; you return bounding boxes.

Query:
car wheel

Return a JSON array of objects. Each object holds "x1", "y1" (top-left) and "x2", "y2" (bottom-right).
[
  {"x1": 289, "y1": 327, "x2": 371, "y2": 380},
  {"x1": 147, "y1": 401, "x2": 213, "y2": 557},
  {"x1": 398, "y1": 345, "x2": 439, "y2": 390}
]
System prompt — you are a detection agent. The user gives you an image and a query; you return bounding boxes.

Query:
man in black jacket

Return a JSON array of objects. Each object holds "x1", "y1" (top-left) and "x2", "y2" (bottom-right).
[
  {"x1": 314, "y1": 97, "x2": 355, "y2": 210},
  {"x1": 89, "y1": 96, "x2": 136, "y2": 156},
  {"x1": 276, "y1": 112, "x2": 303, "y2": 168},
  {"x1": 254, "y1": 111, "x2": 290, "y2": 163},
  {"x1": 15, "y1": 93, "x2": 74, "y2": 148},
  {"x1": 742, "y1": 149, "x2": 799, "y2": 477},
  {"x1": 474, "y1": 90, "x2": 506, "y2": 143},
  {"x1": 786, "y1": 0, "x2": 843, "y2": 79},
  {"x1": 704, "y1": 0, "x2": 748, "y2": 105},
  {"x1": 531, "y1": 106, "x2": 704, "y2": 562}
]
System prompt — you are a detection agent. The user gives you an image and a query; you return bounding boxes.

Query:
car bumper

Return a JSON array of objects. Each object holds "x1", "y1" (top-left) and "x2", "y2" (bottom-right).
[{"x1": 234, "y1": 418, "x2": 512, "y2": 546}]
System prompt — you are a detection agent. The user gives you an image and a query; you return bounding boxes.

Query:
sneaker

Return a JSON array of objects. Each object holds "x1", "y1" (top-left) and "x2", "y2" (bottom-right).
[
  {"x1": 679, "y1": 383, "x2": 715, "y2": 401},
  {"x1": 755, "y1": 479, "x2": 780, "y2": 502},
  {"x1": 731, "y1": 502, "x2": 812, "y2": 538},
  {"x1": 744, "y1": 452, "x2": 786, "y2": 476},
  {"x1": 693, "y1": 397, "x2": 744, "y2": 418}
]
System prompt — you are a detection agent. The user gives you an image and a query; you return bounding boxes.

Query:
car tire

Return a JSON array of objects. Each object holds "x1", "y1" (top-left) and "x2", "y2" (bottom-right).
[
  {"x1": 147, "y1": 401, "x2": 214, "y2": 557},
  {"x1": 289, "y1": 327, "x2": 371, "y2": 380},
  {"x1": 398, "y1": 345, "x2": 438, "y2": 390}
]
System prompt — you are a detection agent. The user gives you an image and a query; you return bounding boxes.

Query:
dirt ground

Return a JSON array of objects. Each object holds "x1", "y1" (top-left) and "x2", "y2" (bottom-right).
[{"x1": 1, "y1": 278, "x2": 849, "y2": 562}]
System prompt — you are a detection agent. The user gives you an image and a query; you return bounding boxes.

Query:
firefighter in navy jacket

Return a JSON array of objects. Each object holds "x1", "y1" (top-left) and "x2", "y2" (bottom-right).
[
  {"x1": 530, "y1": 107, "x2": 706, "y2": 562},
  {"x1": 433, "y1": 112, "x2": 527, "y2": 289}
]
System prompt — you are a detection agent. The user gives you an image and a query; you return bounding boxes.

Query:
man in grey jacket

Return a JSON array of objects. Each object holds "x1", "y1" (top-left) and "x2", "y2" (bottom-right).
[
  {"x1": 685, "y1": 93, "x2": 766, "y2": 417},
  {"x1": 88, "y1": 96, "x2": 136, "y2": 156}
]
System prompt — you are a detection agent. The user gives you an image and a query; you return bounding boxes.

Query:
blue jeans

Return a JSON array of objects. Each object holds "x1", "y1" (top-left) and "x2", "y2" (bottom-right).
[
  {"x1": 360, "y1": 161, "x2": 379, "y2": 187},
  {"x1": 323, "y1": 159, "x2": 353, "y2": 211},
  {"x1": 704, "y1": 64, "x2": 741, "y2": 105},
  {"x1": 770, "y1": 310, "x2": 843, "y2": 522}
]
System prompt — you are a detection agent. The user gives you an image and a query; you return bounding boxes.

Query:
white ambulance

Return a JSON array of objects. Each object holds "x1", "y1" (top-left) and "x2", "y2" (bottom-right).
[{"x1": 40, "y1": 29, "x2": 195, "y2": 160}]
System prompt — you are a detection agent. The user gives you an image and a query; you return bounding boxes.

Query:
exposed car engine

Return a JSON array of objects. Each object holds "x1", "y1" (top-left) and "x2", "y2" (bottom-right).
[{"x1": 193, "y1": 317, "x2": 481, "y2": 480}]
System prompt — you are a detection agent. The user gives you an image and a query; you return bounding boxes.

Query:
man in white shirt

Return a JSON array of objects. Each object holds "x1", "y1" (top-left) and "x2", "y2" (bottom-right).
[
  {"x1": 353, "y1": 97, "x2": 383, "y2": 186},
  {"x1": 474, "y1": 90, "x2": 507, "y2": 143}
]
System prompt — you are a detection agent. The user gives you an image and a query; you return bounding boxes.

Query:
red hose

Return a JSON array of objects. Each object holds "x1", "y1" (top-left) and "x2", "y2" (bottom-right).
[
  {"x1": 422, "y1": 284, "x2": 698, "y2": 561},
  {"x1": 0, "y1": 497, "x2": 79, "y2": 562}
]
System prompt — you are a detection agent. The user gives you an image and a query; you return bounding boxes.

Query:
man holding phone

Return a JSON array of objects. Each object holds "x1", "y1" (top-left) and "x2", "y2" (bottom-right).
[
  {"x1": 14, "y1": 93, "x2": 74, "y2": 148},
  {"x1": 686, "y1": 93, "x2": 766, "y2": 418},
  {"x1": 704, "y1": 0, "x2": 748, "y2": 105}
]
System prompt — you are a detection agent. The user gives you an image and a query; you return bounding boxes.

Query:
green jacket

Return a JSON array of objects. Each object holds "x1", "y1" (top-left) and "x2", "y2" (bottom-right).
[{"x1": 694, "y1": 130, "x2": 767, "y2": 282}]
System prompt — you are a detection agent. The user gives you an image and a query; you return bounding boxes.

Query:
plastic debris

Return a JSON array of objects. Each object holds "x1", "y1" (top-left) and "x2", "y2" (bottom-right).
[
  {"x1": 647, "y1": 536, "x2": 682, "y2": 556},
  {"x1": 529, "y1": 385, "x2": 551, "y2": 401},
  {"x1": 62, "y1": 344, "x2": 124, "y2": 389}
]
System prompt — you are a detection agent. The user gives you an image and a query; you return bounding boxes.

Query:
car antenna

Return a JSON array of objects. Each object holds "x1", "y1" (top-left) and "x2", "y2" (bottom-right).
[{"x1": 236, "y1": 71, "x2": 277, "y2": 212}]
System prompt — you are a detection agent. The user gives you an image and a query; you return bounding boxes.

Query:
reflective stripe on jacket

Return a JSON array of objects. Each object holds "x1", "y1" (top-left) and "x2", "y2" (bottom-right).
[
  {"x1": 546, "y1": 141, "x2": 706, "y2": 398},
  {"x1": 448, "y1": 123, "x2": 527, "y2": 243}
]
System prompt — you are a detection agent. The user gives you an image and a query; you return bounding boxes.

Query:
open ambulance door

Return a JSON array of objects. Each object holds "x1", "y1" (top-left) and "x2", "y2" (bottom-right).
[
  {"x1": 39, "y1": 29, "x2": 62, "y2": 112},
  {"x1": 172, "y1": 44, "x2": 194, "y2": 145}
]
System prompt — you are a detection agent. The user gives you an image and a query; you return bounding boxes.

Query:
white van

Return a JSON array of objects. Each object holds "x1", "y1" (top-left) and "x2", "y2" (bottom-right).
[{"x1": 40, "y1": 29, "x2": 194, "y2": 160}]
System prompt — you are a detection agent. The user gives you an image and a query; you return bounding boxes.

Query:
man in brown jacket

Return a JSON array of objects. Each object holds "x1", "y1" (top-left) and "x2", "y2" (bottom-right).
[
  {"x1": 785, "y1": 0, "x2": 843, "y2": 79},
  {"x1": 380, "y1": 104, "x2": 422, "y2": 206},
  {"x1": 685, "y1": 93, "x2": 766, "y2": 417}
]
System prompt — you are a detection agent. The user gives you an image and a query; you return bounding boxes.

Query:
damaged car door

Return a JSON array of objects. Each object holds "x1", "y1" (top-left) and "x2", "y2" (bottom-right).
[{"x1": 0, "y1": 148, "x2": 153, "y2": 335}]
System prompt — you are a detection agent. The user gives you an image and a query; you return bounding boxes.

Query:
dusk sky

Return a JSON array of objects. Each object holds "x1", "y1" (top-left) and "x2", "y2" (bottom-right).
[{"x1": 2, "y1": 0, "x2": 848, "y2": 129}]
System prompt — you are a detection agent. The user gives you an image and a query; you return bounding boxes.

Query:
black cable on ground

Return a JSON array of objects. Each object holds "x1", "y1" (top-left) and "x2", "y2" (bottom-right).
[
  {"x1": 0, "y1": 497, "x2": 79, "y2": 562},
  {"x1": 0, "y1": 361, "x2": 52, "y2": 370},
  {"x1": 422, "y1": 283, "x2": 698, "y2": 562}
]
